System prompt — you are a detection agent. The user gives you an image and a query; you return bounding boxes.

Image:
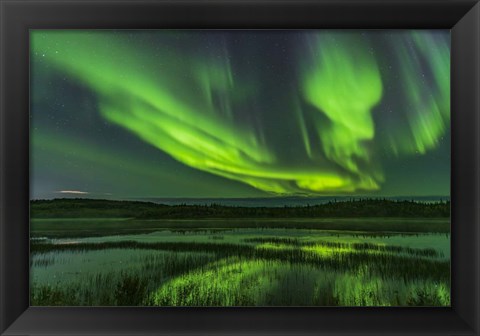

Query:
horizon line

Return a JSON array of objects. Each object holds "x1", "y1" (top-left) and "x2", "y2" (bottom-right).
[{"x1": 31, "y1": 195, "x2": 451, "y2": 201}]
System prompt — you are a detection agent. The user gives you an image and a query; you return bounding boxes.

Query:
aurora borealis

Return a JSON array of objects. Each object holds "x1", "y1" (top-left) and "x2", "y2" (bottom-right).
[{"x1": 30, "y1": 30, "x2": 450, "y2": 199}]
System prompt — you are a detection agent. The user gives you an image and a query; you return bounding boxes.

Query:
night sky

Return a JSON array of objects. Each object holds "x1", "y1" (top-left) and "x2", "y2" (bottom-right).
[{"x1": 30, "y1": 30, "x2": 450, "y2": 200}]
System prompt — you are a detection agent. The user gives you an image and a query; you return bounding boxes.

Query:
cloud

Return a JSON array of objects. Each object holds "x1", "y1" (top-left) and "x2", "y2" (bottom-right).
[{"x1": 56, "y1": 190, "x2": 89, "y2": 195}]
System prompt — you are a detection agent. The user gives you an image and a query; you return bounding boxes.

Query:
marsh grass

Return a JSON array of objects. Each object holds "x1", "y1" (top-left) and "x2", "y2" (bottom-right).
[
  {"x1": 31, "y1": 231, "x2": 450, "y2": 306},
  {"x1": 244, "y1": 237, "x2": 442, "y2": 258},
  {"x1": 150, "y1": 258, "x2": 450, "y2": 306},
  {"x1": 31, "y1": 249, "x2": 217, "y2": 305}
]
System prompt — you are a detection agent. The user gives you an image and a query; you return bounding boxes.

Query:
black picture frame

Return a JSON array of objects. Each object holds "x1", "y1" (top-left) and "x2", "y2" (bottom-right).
[{"x1": 1, "y1": 0, "x2": 479, "y2": 335}]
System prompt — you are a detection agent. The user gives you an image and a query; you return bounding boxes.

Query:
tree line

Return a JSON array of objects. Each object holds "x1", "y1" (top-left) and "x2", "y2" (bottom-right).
[{"x1": 30, "y1": 198, "x2": 450, "y2": 219}]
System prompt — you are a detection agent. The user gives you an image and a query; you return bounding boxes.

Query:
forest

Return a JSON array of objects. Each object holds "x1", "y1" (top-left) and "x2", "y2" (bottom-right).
[{"x1": 31, "y1": 198, "x2": 450, "y2": 219}]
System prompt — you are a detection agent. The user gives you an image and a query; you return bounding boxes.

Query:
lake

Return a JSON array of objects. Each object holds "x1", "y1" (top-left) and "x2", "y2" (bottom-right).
[{"x1": 30, "y1": 219, "x2": 450, "y2": 306}]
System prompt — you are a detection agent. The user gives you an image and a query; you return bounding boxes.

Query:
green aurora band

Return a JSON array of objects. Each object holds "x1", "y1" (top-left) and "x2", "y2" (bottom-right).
[
  {"x1": 386, "y1": 32, "x2": 450, "y2": 155},
  {"x1": 302, "y1": 33, "x2": 383, "y2": 191},
  {"x1": 31, "y1": 30, "x2": 450, "y2": 196}
]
